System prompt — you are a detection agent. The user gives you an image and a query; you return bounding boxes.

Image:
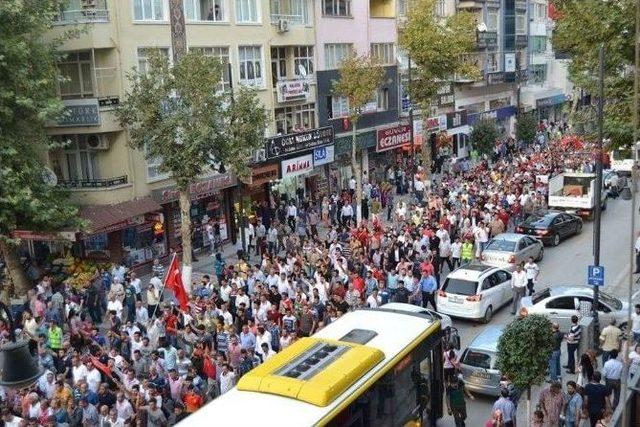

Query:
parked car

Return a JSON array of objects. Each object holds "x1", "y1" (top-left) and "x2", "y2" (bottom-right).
[
  {"x1": 459, "y1": 325, "x2": 505, "y2": 396},
  {"x1": 520, "y1": 285, "x2": 629, "y2": 332},
  {"x1": 379, "y1": 302, "x2": 453, "y2": 331},
  {"x1": 516, "y1": 211, "x2": 583, "y2": 246},
  {"x1": 437, "y1": 264, "x2": 512, "y2": 323},
  {"x1": 481, "y1": 233, "x2": 544, "y2": 270}
]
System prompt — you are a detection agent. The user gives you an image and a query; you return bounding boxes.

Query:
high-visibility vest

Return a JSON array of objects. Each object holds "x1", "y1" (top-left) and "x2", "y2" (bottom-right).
[
  {"x1": 461, "y1": 243, "x2": 474, "y2": 260},
  {"x1": 48, "y1": 326, "x2": 63, "y2": 349}
]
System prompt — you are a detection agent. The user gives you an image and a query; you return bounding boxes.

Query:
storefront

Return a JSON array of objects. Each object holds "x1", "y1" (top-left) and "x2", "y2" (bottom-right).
[
  {"x1": 12, "y1": 230, "x2": 77, "y2": 268},
  {"x1": 151, "y1": 173, "x2": 236, "y2": 254},
  {"x1": 78, "y1": 197, "x2": 166, "y2": 268},
  {"x1": 468, "y1": 105, "x2": 518, "y2": 138},
  {"x1": 536, "y1": 94, "x2": 568, "y2": 123},
  {"x1": 246, "y1": 163, "x2": 279, "y2": 205},
  {"x1": 436, "y1": 110, "x2": 470, "y2": 161}
]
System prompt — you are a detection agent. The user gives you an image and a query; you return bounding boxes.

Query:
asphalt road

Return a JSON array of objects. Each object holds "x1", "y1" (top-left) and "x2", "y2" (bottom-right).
[{"x1": 437, "y1": 196, "x2": 637, "y2": 426}]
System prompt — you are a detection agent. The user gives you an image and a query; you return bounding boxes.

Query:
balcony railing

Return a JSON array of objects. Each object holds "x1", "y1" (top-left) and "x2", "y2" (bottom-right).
[
  {"x1": 270, "y1": 13, "x2": 307, "y2": 25},
  {"x1": 53, "y1": 8, "x2": 109, "y2": 24},
  {"x1": 58, "y1": 175, "x2": 127, "y2": 189}
]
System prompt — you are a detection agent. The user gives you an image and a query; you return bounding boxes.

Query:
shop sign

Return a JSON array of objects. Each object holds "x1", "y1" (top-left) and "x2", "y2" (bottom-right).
[
  {"x1": 10, "y1": 230, "x2": 76, "y2": 242},
  {"x1": 334, "y1": 130, "x2": 376, "y2": 156},
  {"x1": 281, "y1": 153, "x2": 313, "y2": 179},
  {"x1": 265, "y1": 126, "x2": 334, "y2": 160},
  {"x1": 537, "y1": 94, "x2": 568, "y2": 108},
  {"x1": 250, "y1": 163, "x2": 279, "y2": 187},
  {"x1": 425, "y1": 116, "x2": 441, "y2": 131},
  {"x1": 436, "y1": 83, "x2": 455, "y2": 107},
  {"x1": 504, "y1": 53, "x2": 516, "y2": 73},
  {"x1": 275, "y1": 79, "x2": 310, "y2": 103},
  {"x1": 56, "y1": 99, "x2": 100, "y2": 127},
  {"x1": 376, "y1": 125, "x2": 412, "y2": 152},
  {"x1": 487, "y1": 72, "x2": 506, "y2": 85},
  {"x1": 468, "y1": 106, "x2": 517, "y2": 125},
  {"x1": 153, "y1": 173, "x2": 237, "y2": 204},
  {"x1": 313, "y1": 145, "x2": 335, "y2": 167},
  {"x1": 445, "y1": 110, "x2": 468, "y2": 130},
  {"x1": 413, "y1": 120, "x2": 423, "y2": 144}
]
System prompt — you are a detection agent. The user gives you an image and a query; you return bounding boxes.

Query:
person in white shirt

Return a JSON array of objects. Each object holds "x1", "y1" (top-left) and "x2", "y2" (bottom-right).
[
  {"x1": 219, "y1": 364, "x2": 236, "y2": 394},
  {"x1": 106, "y1": 294, "x2": 123, "y2": 319},
  {"x1": 71, "y1": 357, "x2": 88, "y2": 385},
  {"x1": 341, "y1": 203, "x2": 354, "y2": 226},
  {"x1": 135, "y1": 301, "x2": 149, "y2": 325},
  {"x1": 602, "y1": 349, "x2": 624, "y2": 408},
  {"x1": 261, "y1": 343, "x2": 277, "y2": 361},
  {"x1": 628, "y1": 343, "x2": 640, "y2": 378},
  {"x1": 450, "y1": 238, "x2": 462, "y2": 270},
  {"x1": 510, "y1": 264, "x2": 527, "y2": 315},
  {"x1": 129, "y1": 272, "x2": 142, "y2": 301},
  {"x1": 632, "y1": 304, "x2": 640, "y2": 344},
  {"x1": 85, "y1": 362, "x2": 102, "y2": 393},
  {"x1": 37, "y1": 371, "x2": 56, "y2": 399},
  {"x1": 523, "y1": 257, "x2": 540, "y2": 296},
  {"x1": 366, "y1": 289, "x2": 381, "y2": 308},
  {"x1": 287, "y1": 203, "x2": 298, "y2": 230},
  {"x1": 634, "y1": 232, "x2": 640, "y2": 274},
  {"x1": 115, "y1": 392, "x2": 135, "y2": 421},
  {"x1": 473, "y1": 222, "x2": 489, "y2": 257}
]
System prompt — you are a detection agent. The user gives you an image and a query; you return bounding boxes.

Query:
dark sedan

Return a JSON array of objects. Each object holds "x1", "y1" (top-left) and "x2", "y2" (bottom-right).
[{"x1": 515, "y1": 211, "x2": 583, "y2": 246}]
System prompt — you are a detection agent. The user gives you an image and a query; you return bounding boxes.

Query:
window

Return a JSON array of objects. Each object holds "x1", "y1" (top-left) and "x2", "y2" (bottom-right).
[
  {"x1": 236, "y1": 0, "x2": 259, "y2": 23},
  {"x1": 531, "y1": 36, "x2": 547, "y2": 54},
  {"x1": 371, "y1": 43, "x2": 395, "y2": 65},
  {"x1": 461, "y1": 350, "x2": 492, "y2": 370},
  {"x1": 487, "y1": 51, "x2": 500, "y2": 72},
  {"x1": 294, "y1": 46, "x2": 314, "y2": 76},
  {"x1": 398, "y1": 0, "x2": 408, "y2": 16},
  {"x1": 516, "y1": 13, "x2": 526, "y2": 35},
  {"x1": 63, "y1": 135, "x2": 100, "y2": 181},
  {"x1": 329, "y1": 96, "x2": 349, "y2": 119},
  {"x1": 442, "y1": 278, "x2": 477, "y2": 296},
  {"x1": 486, "y1": 9, "x2": 499, "y2": 31},
  {"x1": 184, "y1": 0, "x2": 225, "y2": 21},
  {"x1": 58, "y1": 51, "x2": 94, "y2": 99},
  {"x1": 133, "y1": 0, "x2": 166, "y2": 21},
  {"x1": 435, "y1": 0, "x2": 445, "y2": 17},
  {"x1": 190, "y1": 46, "x2": 230, "y2": 90},
  {"x1": 545, "y1": 297, "x2": 577, "y2": 310},
  {"x1": 275, "y1": 103, "x2": 316, "y2": 134},
  {"x1": 323, "y1": 0, "x2": 350, "y2": 17},
  {"x1": 533, "y1": 2, "x2": 547, "y2": 20},
  {"x1": 529, "y1": 64, "x2": 547, "y2": 84},
  {"x1": 238, "y1": 46, "x2": 263, "y2": 87},
  {"x1": 270, "y1": 0, "x2": 309, "y2": 24},
  {"x1": 146, "y1": 146, "x2": 168, "y2": 180},
  {"x1": 137, "y1": 48, "x2": 170, "y2": 75},
  {"x1": 271, "y1": 47, "x2": 287, "y2": 86},
  {"x1": 376, "y1": 88, "x2": 389, "y2": 111},
  {"x1": 324, "y1": 43, "x2": 353, "y2": 69}
]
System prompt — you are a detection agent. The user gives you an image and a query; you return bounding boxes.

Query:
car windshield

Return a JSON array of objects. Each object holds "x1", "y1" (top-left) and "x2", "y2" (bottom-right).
[
  {"x1": 599, "y1": 291, "x2": 623, "y2": 310},
  {"x1": 462, "y1": 350, "x2": 492, "y2": 369},
  {"x1": 442, "y1": 278, "x2": 477, "y2": 296},
  {"x1": 485, "y1": 239, "x2": 516, "y2": 252},
  {"x1": 522, "y1": 214, "x2": 553, "y2": 228}
]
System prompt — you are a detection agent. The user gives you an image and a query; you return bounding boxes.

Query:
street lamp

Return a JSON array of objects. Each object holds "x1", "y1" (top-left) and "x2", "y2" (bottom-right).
[{"x1": 0, "y1": 303, "x2": 43, "y2": 389}]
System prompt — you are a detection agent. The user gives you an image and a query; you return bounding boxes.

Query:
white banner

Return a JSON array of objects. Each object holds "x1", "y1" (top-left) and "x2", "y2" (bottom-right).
[{"x1": 281, "y1": 153, "x2": 314, "y2": 179}]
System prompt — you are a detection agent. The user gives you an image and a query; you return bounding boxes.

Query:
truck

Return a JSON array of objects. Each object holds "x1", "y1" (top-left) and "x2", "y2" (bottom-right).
[{"x1": 547, "y1": 172, "x2": 607, "y2": 219}]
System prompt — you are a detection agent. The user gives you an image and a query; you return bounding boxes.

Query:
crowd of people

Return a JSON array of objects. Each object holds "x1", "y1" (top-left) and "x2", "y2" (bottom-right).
[{"x1": 0, "y1": 130, "x2": 631, "y2": 427}]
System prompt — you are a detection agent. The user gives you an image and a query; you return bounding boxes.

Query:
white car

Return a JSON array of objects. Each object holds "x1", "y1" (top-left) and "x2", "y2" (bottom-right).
[
  {"x1": 437, "y1": 264, "x2": 513, "y2": 323},
  {"x1": 481, "y1": 233, "x2": 544, "y2": 271}
]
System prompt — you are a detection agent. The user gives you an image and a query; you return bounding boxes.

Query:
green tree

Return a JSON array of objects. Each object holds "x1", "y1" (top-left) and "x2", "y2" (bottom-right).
[
  {"x1": 470, "y1": 118, "x2": 499, "y2": 155},
  {"x1": 0, "y1": 0, "x2": 82, "y2": 296},
  {"x1": 552, "y1": 0, "x2": 635, "y2": 148},
  {"x1": 115, "y1": 50, "x2": 265, "y2": 286},
  {"x1": 496, "y1": 314, "x2": 555, "y2": 423},
  {"x1": 516, "y1": 112, "x2": 538, "y2": 146},
  {"x1": 333, "y1": 55, "x2": 384, "y2": 223},
  {"x1": 399, "y1": 0, "x2": 479, "y2": 171}
]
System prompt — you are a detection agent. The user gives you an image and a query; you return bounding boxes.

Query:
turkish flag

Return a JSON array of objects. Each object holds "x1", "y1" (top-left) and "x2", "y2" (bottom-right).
[{"x1": 165, "y1": 254, "x2": 189, "y2": 311}]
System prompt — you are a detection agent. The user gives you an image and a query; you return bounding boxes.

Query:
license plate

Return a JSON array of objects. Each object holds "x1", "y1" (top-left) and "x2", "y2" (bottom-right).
[
  {"x1": 472, "y1": 371, "x2": 491, "y2": 379},
  {"x1": 448, "y1": 296, "x2": 464, "y2": 304}
]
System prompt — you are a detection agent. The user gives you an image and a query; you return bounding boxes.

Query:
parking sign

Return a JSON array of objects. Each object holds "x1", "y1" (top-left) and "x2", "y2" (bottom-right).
[{"x1": 588, "y1": 265, "x2": 605, "y2": 287}]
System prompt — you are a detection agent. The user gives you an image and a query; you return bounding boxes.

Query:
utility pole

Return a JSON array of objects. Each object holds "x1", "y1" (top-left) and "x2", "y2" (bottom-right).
[
  {"x1": 408, "y1": 56, "x2": 415, "y2": 192},
  {"x1": 622, "y1": 2, "x2": 640, "y2": 423},
  {"x1": 592, "y1": 44, "x2": 605, "y2": 347}
]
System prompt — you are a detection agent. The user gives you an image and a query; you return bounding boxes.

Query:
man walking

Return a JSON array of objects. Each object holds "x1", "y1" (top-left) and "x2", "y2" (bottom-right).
[
  {"x1": 549, "y1": 323, "x2": 563, "y2": 382},
  {"x1": 565, "y1": 315, "x2": 581, "y2": 374},
  {"x1": 510, "y1": 264, "x2": 527, "y2": 315},
  {"x1": 492, "y1": 388, "x2": 517, "y2": 427},
  {"x1": 599, "y1": 318, "x2": 622, "y2": 364},
  {"x1": 601, "y1": 349, "x2": 623, "y2": 409},
  {"x1": 583, "y1": 371, "x2": 610, "y2": 427},
  {"x1": 445, "y1": 376, "x2": 474, "y2": 427},
  {"x1": 419, "y1": 272, "x2": 438, "y2": 311},
  {"x1": 523, "y1": 256, "x2": 540, "y2": 296}
]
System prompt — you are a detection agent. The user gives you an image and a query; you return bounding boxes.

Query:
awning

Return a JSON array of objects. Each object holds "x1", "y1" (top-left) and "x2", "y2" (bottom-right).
[{"x1": 79, "y1": 197, "x2": 162, "y2": 235}]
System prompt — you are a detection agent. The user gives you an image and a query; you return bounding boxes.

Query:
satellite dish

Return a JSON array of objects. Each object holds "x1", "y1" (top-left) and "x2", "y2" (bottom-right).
[
  {"x1": 42, "y1": 167, "x2": 58, "y2": 187},
  {"x1": 298, "y1": 64, "x2": 307, "y2": 77},
  {"x1": 477, "y1": 22, "x2": 488, "y2": 32}
]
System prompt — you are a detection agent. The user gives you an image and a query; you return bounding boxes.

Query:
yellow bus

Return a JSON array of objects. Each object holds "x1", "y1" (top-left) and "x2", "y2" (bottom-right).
[{"x1": 184, "y1": 303, "x2": 445, "y2": 426}]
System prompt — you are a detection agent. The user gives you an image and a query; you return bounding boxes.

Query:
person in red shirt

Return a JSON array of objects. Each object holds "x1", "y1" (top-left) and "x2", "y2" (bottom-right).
[
  {"x1": 182, "y1": 384, "x2": 204, "y2": 413},
  {"x1": 267, "y1": 304, "x2": 282, "y2": 325},
  {"x1": 497, "y1": 209, "x2": 510, "y2": 230},
  {"x1": 352, "y1": 273, "x2": 365, "y2": 296}
]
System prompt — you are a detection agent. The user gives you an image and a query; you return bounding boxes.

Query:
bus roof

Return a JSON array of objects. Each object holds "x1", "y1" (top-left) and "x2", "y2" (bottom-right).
[{"x1": 183, "y1": 306, "x2": 440, "y2": 426}]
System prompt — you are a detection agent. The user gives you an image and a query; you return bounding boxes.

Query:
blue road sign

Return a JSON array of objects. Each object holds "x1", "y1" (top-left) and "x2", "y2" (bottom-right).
[{"x1": 588, "y1": 265, "x2": 605, "y2": 287}]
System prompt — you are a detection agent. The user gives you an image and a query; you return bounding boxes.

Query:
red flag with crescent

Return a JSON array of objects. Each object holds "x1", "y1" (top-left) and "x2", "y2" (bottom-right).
[{"x1": 165, "y1": 254, "x2": 189, "y2": 311}]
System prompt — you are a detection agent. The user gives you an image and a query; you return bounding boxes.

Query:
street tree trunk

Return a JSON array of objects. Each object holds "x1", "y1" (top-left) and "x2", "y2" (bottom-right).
[
  {"x1": 351, "y1": 119, "x2": 363, "y2": 224},
  {"x1": 0, "y1": 239, "x2": 30, "y2": 296},
  {"x1": 526, "y1": 386, "x2": 532, "y2": 426},
  {"x1": 178, "y1": 189, "x2": 193, "y2": 294}
]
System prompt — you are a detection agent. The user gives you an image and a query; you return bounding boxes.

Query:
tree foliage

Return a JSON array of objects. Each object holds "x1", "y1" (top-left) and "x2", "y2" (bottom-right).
[
  {"x1": 470, "y1": 118, "x2": 499, "y2": 155},
  {"x1": 516, "y1": 112, "x2": 538, "y2": 145},
  {"x1": 552, "y1": 0, "x2": 635, "y2": 147},
  {"x1": 332, "y1": 55, "x2": 384, "y2": 124},
  {"x1": 399, "y1": 0, "x2": 479, "y2": 108},
  {"x1": 115, "y1": 50, "x2": 266, "y2": 190},
  {"x1": 496, "y1": 314, "x2": 554, "y2": 391}
]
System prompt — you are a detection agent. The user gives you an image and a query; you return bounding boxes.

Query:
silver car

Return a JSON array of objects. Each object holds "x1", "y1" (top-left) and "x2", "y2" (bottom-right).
[
  {"x1": 520, "y1": 285, "x2": 629, "y2": 332},
  {"x1": 481, "y1": 233, "x2": 544, "y2": 271},
  {"x1": 459, "y1": 325, "x2": 505, "y2": 396}
]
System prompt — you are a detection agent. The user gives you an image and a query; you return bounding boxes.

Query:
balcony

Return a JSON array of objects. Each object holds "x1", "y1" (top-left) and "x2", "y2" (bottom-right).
[
  {"x1": 58, "y1": 175, "x2": 128, "y2": 190},
  {"x1": 457, "y1": 0, "x2": 485, "y2": 10},
  {"x1": 53, "y1": 0, "x2": 109, "y2": 24},
  {"x1": 270, "y1": 0, "x2": 310, "y2": 25}
]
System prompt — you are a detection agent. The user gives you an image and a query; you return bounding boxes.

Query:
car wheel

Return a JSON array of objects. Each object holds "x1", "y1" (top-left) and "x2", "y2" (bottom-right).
[
  {"x1": 483, "y1": 306, "x2": 493, "y2": 324},
  {"x1": 551, "y1": 233, "x2": 560, "y2": 247},
  {"x1": 536, "y1": 247, "x2": 544, "y2": 262},
  {"x1": 575, "y1": 222, "x2": 583, "y2": 235}
]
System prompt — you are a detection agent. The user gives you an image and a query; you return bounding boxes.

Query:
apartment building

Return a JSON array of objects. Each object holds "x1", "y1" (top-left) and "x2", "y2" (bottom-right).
[{"x1": 40, "y1": 0, "x2": 318, "y2": 270}]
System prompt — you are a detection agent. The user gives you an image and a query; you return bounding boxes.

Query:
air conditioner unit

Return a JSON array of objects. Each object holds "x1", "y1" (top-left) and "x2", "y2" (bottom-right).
[
  {"x1": 81, "y1": 0, "x2": 97, "y2": 7},
  {"x1": 87, "y1": 134, "x2": 109, "y2": 150},
  {"x1": 253, "y1": 149, "x2": 266, "y2": 163},
  {"x1": 277, "y1": 19, "x2": 289, "y2": 33}
]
